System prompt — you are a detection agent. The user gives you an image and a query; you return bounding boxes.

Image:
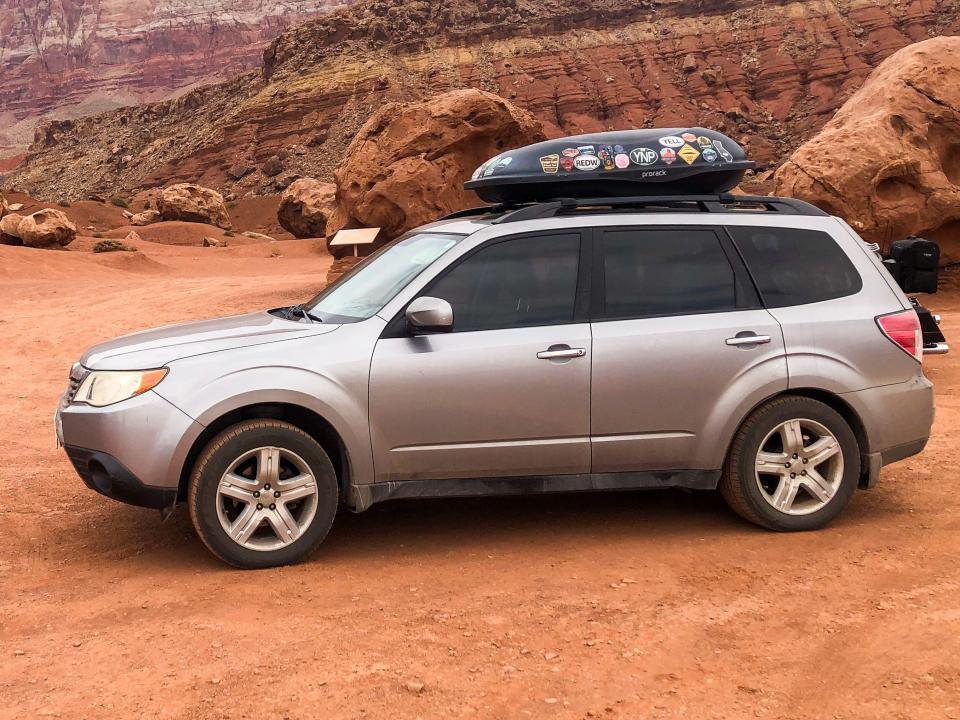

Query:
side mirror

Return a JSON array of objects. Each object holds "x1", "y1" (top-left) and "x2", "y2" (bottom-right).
[{"x1": 406, "y1": 296, "x2": 454, "y2": 333}]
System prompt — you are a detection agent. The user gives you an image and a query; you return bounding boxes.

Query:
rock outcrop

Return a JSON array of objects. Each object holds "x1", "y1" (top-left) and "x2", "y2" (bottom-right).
[
  {"x1": 8, "y1": 0, "x2": 960, "y2": 200},
  {"x1": 157, "y1": 184, "x2": 232, "y2": 229},
  {"x1": 0, "y1": 0, "x2": 348, "y2": 162},
  {"x1": 16, "y1": 209, "x2": 77, "y2": 248},
  {"x1": 774, "y1": 36, "x2": 960, "y2": 258},
  {"x1": 130, "y1": 210, "x2": 161, "y2": 226},
  {"x1": 277, "y1": 179, "x2": 341, "y2": 238},
  {"x1": 335, "y1": 89, "x2": 544, "y2": 240}
]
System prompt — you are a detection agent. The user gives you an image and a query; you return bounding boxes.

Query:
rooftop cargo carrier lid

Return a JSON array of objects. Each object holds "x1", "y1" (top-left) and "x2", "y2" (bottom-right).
[{"x1": 464, "y1": 128, "x2": 754, "y2": 204}]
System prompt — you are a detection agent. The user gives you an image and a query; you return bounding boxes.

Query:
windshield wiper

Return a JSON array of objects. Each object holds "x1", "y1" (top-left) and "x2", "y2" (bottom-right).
[{"x1": 291, "y1": 304, "x2": 322, "y2": 323}]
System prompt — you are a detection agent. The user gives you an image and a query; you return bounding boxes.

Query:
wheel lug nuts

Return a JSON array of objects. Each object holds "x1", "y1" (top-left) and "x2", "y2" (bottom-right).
[
  {"x1": 253, "y1": 491, "x2": 260, "y2": 498},
  {"x1": 269, "y1": 503, "x2": 276, "y2": 510},
  {"x1": 790, "y1": 473, "x2": 796, "y2": 479},
  {"x1": 802, "y1": 458, "x2": 808, "y2": 464},
  {"x1": 256, "y1": 503, "x2": 263, "y2": 510},
  {"x1": 792, "y1": 453, "x2": 798, "y2": 459},
  {"x1": 784, "y1": 462, "x2": 791, "y2": 468},
  {"x1": 801, "y1": 470, "x2": 807, "y2": 476},
  {"x1": 274, "y1": 491, "x2": 281, "y2": 498}
]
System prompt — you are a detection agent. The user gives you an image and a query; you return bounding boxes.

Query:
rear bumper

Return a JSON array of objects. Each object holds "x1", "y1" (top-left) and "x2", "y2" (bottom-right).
[
  {"x1": 65, "y1": 445, "x2": 177, "y2": 510},
  {"x1": 843, "y1": 376, "x2": 934, "y2": 487}
]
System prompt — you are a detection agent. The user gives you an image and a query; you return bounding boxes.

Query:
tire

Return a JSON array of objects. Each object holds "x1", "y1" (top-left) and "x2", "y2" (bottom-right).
[
  {"x1": 719, "y1": 396, "x2": 860, "y2": 531},
  {"x1": 188, "y1": 419, "x2": 338, "y2": 569}
]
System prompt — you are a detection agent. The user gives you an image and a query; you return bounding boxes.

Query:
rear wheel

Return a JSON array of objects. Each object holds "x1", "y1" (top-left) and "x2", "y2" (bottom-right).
[
  {"x1": 720, "y1": 396, "x2": 860, "y2": 531},
  {"x1": 188, "y1": 420, "x2": 338, "y2": 568}
]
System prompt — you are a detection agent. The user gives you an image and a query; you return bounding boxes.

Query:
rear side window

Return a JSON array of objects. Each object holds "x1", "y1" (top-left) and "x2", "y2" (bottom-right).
[
  {"x1": 598, "y1": 229, "x2": 741, "y2": 318},
  {"x1": 728, "y1": 226, "x2": 862, "y2": 307}
]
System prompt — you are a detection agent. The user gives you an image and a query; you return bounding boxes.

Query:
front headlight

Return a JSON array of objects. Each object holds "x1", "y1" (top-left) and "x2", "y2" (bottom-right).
[{"x1": 73, "y1": 368, "x2": 168, "y2": 407}]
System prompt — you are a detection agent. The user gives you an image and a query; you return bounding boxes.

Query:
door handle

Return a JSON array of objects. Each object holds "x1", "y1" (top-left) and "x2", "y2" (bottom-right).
[
  {"x1": 725, "y1": 333, "x2": 772, "y2": 347},
  {"x1": 537, "y1": 347, "x2": 586, "y2": 359}
]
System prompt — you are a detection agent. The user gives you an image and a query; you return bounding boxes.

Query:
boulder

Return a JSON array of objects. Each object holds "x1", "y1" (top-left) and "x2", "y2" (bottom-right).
[
  {"x1": 124, "y1": 230, "x2": 142, "y2": 243},
  {"x1": 8, "y1": 203, "x2": 25, "y2": 212},
  {"x1": 202, "y1": 236, "x2": 227, "y2": 247},
  {"x1": 17, "y1": 208, "x2": 77, "y2": 248},
  {"x1": 242, "y1": 231, "x2": 276, "y2": 241},
  {"x1": 0, "y1": 195, "x2": 7, "y2": 218},
  {"x1": 334, "y1": 89, "x2": 545, "y2": 242},
  {"x1": 262, "y1": 155, "x2": 283, "y2": 177},
  {"x1": 130, "y1": 209, "x2": 161, "y2": 226},
  {"x1": 157, "y1": 183, "x2": 232, "y2": 229},
  {"x1": 0, "y1": 212, "x2": 23, "y2": 237},
  {"x1": 774, "y1": 36, "x2": 960, "y2": 259},
  {"x1": 277, "y1": 178, "x2": 343, "y2": 239}
]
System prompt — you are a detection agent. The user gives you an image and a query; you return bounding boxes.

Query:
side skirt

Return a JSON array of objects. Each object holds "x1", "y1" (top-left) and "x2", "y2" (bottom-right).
[{"x1": 349, "y1": 469, "x2": 720, "y2": 512}]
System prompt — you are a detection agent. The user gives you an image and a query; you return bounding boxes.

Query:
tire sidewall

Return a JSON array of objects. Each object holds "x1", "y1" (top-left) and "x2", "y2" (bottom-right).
[
  {"x1": 735, "y1": 399, "x2": 860, "y2": 531},
  {"x1": 191, "y1": 423, "x2": 338, "y2": 569}
]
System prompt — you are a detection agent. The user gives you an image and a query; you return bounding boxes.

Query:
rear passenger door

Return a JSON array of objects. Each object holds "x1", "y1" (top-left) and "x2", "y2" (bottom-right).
[{"x1": 589, "y1": 226, "x2": 788, "y2": 476}]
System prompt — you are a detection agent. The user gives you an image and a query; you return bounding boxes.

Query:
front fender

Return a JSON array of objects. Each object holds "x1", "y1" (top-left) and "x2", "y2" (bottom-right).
[{"x1": 155, "y1": 324, "x2": 382, "y2": 488}]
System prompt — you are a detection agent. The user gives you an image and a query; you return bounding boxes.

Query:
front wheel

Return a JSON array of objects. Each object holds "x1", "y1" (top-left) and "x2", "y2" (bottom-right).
[
  {"x1": 720, "y1": 396, "x2": 860, "y2": 531},
  {"x1": 188, "y1": 420, "x2": 339, "y2": 568}
]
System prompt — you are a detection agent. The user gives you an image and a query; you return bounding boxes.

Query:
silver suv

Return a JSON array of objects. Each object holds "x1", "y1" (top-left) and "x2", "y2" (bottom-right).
[{"x1": 57, "y1": 195, "x2": 937, "y2": 568}]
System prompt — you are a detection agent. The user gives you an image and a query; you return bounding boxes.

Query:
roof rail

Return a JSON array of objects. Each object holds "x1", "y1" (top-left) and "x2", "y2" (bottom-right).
[{"x1": 448, "y1": 194, "x2": 826, "y2": 224}]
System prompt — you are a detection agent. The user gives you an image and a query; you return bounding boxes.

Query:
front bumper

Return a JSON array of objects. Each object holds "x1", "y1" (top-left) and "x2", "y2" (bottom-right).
[
  {"x1": 57, "y1": 387, "x2": 204, "y2": 508},
  {"x1": 64, "y1": 445, "x2": 177, "y2": 510}
]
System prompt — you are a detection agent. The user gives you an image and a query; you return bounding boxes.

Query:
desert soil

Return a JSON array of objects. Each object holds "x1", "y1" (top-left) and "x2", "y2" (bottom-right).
[{"x1": 1, "y1": 228, "x2": 959, "y2": 719}]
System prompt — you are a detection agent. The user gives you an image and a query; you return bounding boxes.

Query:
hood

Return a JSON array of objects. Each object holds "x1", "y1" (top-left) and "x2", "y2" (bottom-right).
[{"x1": 80, "y1": 311, "x2": 340, "y2": 370}]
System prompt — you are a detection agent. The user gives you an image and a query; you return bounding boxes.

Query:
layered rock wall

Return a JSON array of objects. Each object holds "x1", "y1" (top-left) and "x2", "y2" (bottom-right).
[{"x1": 6, "y1": 0, "x2": 960, "y2": 200}]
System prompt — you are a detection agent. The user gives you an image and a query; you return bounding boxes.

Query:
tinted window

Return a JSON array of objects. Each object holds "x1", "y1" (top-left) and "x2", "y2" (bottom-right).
[
  {"x1": 729, "y1": 226, "x2": 862, "y2": 307},
  {"x1": 426, "y1": 234, "x2": 580, "y2": 332},
  {"x1": 599, "y1": 229, "x2": 738, "y2": 318}
]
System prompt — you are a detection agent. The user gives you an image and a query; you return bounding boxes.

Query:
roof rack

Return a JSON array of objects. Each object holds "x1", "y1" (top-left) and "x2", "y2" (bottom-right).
[{"x1": 486, "y1": 195, "x2": 828, "y2": 223}]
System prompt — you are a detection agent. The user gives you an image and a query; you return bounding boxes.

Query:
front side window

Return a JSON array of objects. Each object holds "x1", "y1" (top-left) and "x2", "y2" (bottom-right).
[
  {"x1": 727, "y1": 226, "x2": 863, "y2": 307},
  {"x1": 425, "y1": 233, "x2": 581, "y2": 332},
  {"x1": 305, "y1": 231, "x2": 464, "y2": 323},
  {"x1": 598, "y1": 229, "x2": 739, "y2": 318}
]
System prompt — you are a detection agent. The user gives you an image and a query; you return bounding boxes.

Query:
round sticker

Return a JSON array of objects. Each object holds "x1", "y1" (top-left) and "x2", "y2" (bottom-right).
[
  {"x1": 701, "y1": 147, "x2": 718, "y2": 163},
  {"x1": 573, "y1": 154, "x2": 601, "y2": 171},
  {"x1": 614, "y1": 153, "x2": 630, "y2": 169},
  {"x1": 561, "y1": 148, "x2": 580, "y2": 158},
  {"x1": 660, "y1": 147, "x2": 677, "y2": 165},
  {"x1": 681, "y1": 132, "x2": 697, "y2": 142},
  {"x1": 659, "y1": 135, "x2": 684, "y2": 148},
  {"x1": 560, "y1": 156, "x2": 575, "y2": 171},
  {"x1": 629, "y1": 147, "x2": 658, "y2": 166},
  {"x1": 697, "y1": 136, "x2": 712, "y2": 148}
]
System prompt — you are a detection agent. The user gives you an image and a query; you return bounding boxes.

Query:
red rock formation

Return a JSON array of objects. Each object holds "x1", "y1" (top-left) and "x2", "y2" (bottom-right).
[
  {"x1": 6, "y1": 0, "x2": 960, "y2": 200},
  {"x1": 774, "y1": 36, "x2": 960, "y2": 259},
  {"x1": 0, "y1": 0, "x2": 350, "y2": 161},
  {"x1": 334, "y1": 89, "x2": 544, "y2": 240}
]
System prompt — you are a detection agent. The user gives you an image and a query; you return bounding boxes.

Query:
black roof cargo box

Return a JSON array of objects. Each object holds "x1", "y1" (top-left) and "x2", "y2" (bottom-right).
[{"x1": 465, "y1": 128, "x2": 754, "y2": 204}]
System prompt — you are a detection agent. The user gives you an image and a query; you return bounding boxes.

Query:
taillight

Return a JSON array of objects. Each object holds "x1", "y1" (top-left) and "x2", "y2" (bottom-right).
[{"x1": 877, "y1": 310, "x2": 922, "y2": 362}]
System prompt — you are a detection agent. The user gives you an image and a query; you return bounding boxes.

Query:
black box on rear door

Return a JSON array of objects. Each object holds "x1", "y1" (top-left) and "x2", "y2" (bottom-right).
[{"x1": 887, "y1": 237, "x2": 940, "y2": 294}]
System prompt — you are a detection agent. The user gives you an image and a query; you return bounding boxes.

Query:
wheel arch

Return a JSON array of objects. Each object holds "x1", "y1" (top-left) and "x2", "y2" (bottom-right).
[
  {"x1": 178, "y1": 402, "x2": 352, "y2": 504},
  {"x1": 724, "y1": 387, "x2": 868, "y2": 474}
]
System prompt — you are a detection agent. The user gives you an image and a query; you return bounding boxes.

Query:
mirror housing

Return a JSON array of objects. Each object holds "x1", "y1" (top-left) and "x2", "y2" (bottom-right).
[{"x1": 406, "y1": 296, "x2": 454, "y2": 333}]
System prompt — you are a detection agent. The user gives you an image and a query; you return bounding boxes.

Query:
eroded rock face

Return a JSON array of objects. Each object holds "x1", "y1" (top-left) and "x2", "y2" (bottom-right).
[
  {"x1": 335, "y1": 89, "x2": 544, "y2": 240},
  {"x1": 277, "y1": 179, "x2": 340, "y2": 238},
  {"x1": 17, "y1": 209, "x2": 77, "y2": 248},
  {"x1": 157, "y1": 184, "x2": 232, "y2": 229},
  {"x1": 774, "y1": 36, "x2": 960, "y2": 258}
]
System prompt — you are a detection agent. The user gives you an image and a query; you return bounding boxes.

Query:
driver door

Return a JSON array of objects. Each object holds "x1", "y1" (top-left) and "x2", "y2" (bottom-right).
[{"x1": 368, "y1": 231, "x2": 592, "y2": 482}]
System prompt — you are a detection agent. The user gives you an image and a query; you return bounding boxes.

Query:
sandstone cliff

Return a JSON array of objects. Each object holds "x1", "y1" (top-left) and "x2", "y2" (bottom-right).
[
  {"x1": 6, "y1": 0, "x2": 960, "y2": 200},
  {"x1": 0, "y1": 0, "x2": 349, "y2": 160}
]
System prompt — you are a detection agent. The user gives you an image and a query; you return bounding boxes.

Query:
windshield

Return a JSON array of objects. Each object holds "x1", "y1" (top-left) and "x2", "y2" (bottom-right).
[{"x1": 304, "y1": 231, "x2": 465, "y2": 323}]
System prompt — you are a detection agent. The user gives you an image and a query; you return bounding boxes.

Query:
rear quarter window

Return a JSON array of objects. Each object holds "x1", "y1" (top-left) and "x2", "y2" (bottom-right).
[{"x1": 728, "y1": 226, "x2": 862, "y2": 307}]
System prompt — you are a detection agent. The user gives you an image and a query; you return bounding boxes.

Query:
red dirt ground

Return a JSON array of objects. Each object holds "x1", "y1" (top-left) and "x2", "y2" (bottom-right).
[{"x1": 0, "y1": 235, "x2": 958, "y2": 719}]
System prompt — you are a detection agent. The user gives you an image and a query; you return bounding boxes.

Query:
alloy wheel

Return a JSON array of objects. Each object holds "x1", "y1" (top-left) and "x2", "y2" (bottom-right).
[
  {"x1": 216, "y1": 446, "x2": 319, "y2": 551},
  {"x1": 754, "y1": 418, "x2": 844, "y2": 516}
]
